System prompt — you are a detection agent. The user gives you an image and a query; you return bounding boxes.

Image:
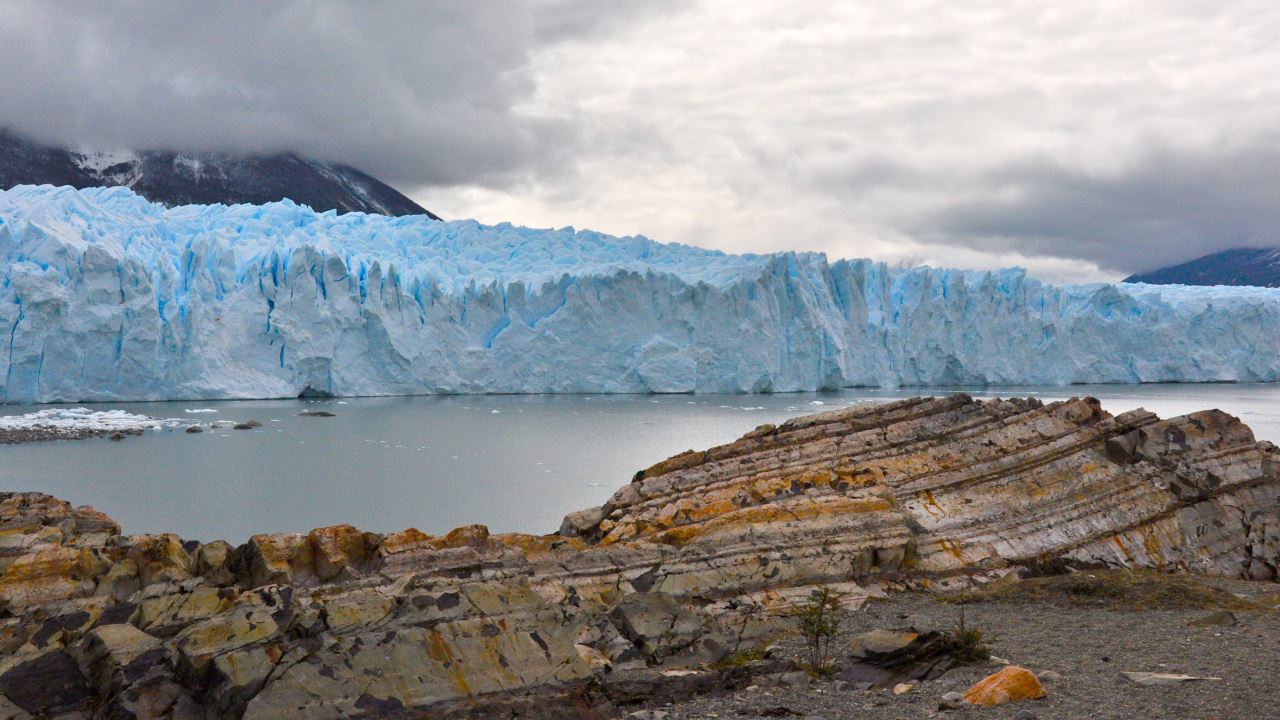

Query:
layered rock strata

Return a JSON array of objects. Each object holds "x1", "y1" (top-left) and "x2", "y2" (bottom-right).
[{"x1": 0, "y1": 395, "x2": 1275, "y2": 718}]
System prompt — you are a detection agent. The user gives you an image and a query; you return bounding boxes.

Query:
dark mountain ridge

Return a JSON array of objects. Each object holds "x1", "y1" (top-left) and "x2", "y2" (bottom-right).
[
  {"x1": 1124, "y1": 247, "x2": 1280, "y2": 288},
  {"x1": 0, "y1": 129, "x2": 438, "y2": 218}
]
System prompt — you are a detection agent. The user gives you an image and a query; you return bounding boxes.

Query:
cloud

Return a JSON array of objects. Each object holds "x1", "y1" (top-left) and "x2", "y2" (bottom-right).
[
  {"x1": 0, "y1": 0, "x2": 668, "y2": 187},
  {"x1": 428, "y1": 0, "x2": 1280, "y2": 282},
  {"x1": 529, "y1": 0, "x2": 687, "y2": 44},
  {"x1": 923, "y1": 141, "x2": 1280, "y2": 273}
]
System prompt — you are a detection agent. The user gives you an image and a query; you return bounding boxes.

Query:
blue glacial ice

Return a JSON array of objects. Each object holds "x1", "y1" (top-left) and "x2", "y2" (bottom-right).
[{"x1": 2, "y1": 184, "x2": 1280, "y2": 402}]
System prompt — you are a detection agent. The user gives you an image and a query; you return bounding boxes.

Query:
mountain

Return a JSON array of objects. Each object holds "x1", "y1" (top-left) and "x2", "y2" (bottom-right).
[
  {"x1": 1124, "y1": 247, "x2": 1280, "y2": 287},
  {"x1": 0, "y1": 129, "x2": 437, "y2": 218},
  {"x1": 4, "y1": 185, "x2": 1280, "y2": 402}
]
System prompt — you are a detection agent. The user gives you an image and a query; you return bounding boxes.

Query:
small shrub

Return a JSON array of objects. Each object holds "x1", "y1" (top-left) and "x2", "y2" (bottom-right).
[
  {"x1": 710, "y1": 645, "x2": 769, "y2": 670},
  {"x1": 947, "y1": 606, "x2": 991, "y2": 664},
  {"x1": 786, "y1": 585, "x2": 844, "y2": 675}
]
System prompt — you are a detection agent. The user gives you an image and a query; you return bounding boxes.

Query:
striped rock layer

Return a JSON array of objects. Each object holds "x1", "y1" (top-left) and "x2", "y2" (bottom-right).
[
  {"x1": 0, "y1": 396, "x2": 1274, "y2": 719},
  {"x1": 579, "y1": 395, "x2": 1279, "y2": 584}
]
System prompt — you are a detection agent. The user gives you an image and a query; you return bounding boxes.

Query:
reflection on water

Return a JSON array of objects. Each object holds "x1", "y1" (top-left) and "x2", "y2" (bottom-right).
[{"x1": 2, "y1": 383, "x2": 1278, "y2": 542}]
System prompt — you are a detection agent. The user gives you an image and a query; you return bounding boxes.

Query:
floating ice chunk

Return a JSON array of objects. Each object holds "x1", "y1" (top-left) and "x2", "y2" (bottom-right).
[
  {"x1": 184, "y1": 409, "x2": 218, "y2": 414},
  {"x1": 0, "y1": 407, "x2": 179, "y2": 433}
]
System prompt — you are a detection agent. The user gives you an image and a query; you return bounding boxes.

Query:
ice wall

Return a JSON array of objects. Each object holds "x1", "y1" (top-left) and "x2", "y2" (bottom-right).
[{"x1": 3, "y1": 184, "x2": 1279, "y2": 402}]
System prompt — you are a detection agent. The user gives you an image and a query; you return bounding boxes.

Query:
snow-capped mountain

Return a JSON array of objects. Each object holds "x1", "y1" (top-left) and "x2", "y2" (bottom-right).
[
  {"x1": 1124, "y1": 247, "x2": 1280, "y2": 288},
  {"x1": 0, "y1": 129, "x2": 436, "y2": 218},
  {"x1": 4, "y1": 184, "x2": 1280, "y2": 403}
]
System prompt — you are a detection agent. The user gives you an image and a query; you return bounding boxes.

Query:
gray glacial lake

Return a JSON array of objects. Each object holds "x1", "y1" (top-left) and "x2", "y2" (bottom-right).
[{"x1": 3, "y1": 384, "x2": 1280, "y2": 543}]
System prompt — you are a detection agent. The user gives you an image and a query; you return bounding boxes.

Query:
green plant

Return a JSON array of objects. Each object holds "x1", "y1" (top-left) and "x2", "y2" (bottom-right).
[
  {"x1": 709, "y1": 645, "x2": 769, "y2": 669},
  {"x1": 786, "y1": 585, "x2": 844, "y2": 674},
  {"x1": 947, "y1": 605, "x2": 991, "y2": 664}
]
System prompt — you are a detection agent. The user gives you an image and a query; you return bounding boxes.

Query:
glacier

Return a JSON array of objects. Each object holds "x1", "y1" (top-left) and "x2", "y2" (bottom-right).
[{"x1": 2, "y1": 184, "x2": 1280, "y2": 403}]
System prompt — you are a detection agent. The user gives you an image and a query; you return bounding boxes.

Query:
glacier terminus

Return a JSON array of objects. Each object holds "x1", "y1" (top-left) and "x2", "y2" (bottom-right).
[{"x1": 3, "y1": 184, "x2": 1280, "y2": 403}]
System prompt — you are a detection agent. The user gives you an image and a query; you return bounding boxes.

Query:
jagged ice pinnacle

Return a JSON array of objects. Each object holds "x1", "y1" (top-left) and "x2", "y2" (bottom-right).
[{"x1": 3, "y1": 184, "x2": 1280, "y2": 402}]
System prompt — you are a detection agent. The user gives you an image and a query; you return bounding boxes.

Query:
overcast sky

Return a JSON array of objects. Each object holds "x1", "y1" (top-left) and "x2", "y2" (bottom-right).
[{"x1": 3, "y1": 1, "x2": 1278, "y2": 282}]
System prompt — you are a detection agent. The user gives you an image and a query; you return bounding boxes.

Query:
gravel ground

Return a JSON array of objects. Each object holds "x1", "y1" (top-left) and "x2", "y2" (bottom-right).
[{"x1": 629, "y1": 578, "x2": 1280, "y2": 720}]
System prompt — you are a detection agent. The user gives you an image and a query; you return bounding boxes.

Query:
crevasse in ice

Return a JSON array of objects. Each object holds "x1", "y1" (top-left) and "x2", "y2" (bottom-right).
[{"x1": 2, "y1": 184, "x2": 1278, "y2": 402}]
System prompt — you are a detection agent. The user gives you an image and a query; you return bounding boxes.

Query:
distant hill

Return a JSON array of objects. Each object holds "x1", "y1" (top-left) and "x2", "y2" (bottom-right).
[
  {"x1": 0, "y1": 129, "x2": 438, "y2": 218},
  {"x1": 1124, "y1": 247, "x2": 1280, "y2": 288}
]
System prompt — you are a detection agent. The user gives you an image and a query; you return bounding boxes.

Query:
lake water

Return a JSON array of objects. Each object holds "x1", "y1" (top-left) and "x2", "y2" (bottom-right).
[{"x1": 3, "y1": 384, "x2": 1279, "y2": 543}]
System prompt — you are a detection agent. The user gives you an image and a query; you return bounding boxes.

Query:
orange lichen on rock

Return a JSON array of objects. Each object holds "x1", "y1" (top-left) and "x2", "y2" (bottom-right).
[
  {"x1": 308, "y1": 525, "x2": 379, "y2": 581},
  {"x1": 490, "y1": 533, "x2": 586, "y2": 559},
  {"x1": 637, "y1": 449, "x2": 708, "y2": 480},
  {"x1": 379, "y1": 527, "x2": 435, "y2": 556},
  {"x1": 437, "y1": 524, "x2": 490, "y2": 549},
  {"x1": 243, "y1": 532, "x2": 313, "y2": 586},
  {"x1": 126, "y1": 533, "x2": 194, "y2": 585},
  {"x1": 654, "y1": 495, "x2": 894, "y2": 546},
  {"x1": 0, "y1": 544, "x2": 99, "y2": 606},
  {"x1": 963, "y1": 666, "x2": 1047, "y2": 706}
]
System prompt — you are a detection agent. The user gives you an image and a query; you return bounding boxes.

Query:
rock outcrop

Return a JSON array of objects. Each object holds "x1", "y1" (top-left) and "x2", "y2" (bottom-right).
[{"x1": 0, "y1": 395, "x2": 1275, "y2": 717}]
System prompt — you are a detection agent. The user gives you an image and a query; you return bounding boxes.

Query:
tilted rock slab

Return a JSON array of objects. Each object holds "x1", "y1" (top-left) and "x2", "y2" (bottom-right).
[
  {"x1": 581, "y1": 395, "x2": 1278, "y2": 581},
  {"x1": 0, "y1": 395, "x2": 1274, "y2": 718}
]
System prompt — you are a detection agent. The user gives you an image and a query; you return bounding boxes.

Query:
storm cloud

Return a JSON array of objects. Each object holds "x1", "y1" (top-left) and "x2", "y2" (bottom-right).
[
  {"x1": 0, "y1": 0, "x2": 634, "y2": 186},
  {"x1": 926, "y1": 141, "x2": 1280, "y2": 274}
]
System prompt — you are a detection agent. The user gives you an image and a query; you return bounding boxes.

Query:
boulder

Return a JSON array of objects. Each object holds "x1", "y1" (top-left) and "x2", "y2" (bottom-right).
[
  {"x1": 237, "y1": 534, "x2": 313, "y2": 587},
  {"x1": 963, "y1": 666, "x2": 1047, "y2": 706},
  {"x1": 126, "y1": 535, "x2": 194, "y2": 586},
  {"x1": 559, "y1": 507, "x2": 606, "y2": 539},
  {"x1": 838, "y1": 629, "x2": 957, "y2": 689},
  {"x1": 307, "y1": 525, "x2": 378, "y2": 582},
  {"x1": 0, "y1": 544, "x2": 102, "y2": 608},
  {"x1": 94, "y1": 559, "x2": 142, "y2": 602},
  {"x1": 939, "y1": 690, "x2": 965, "y2": 710},
  {"x1": 72, "y1": 623, "x2": 165, "y2": 694},
  {"x1": 195, "y1": 541, "x2": 235, "y2": 586}
]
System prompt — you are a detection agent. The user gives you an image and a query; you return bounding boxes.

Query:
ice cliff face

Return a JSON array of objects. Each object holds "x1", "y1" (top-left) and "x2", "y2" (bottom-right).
[{"x1": 2, "y1": 184, "x2": 1280, "y2": 402}]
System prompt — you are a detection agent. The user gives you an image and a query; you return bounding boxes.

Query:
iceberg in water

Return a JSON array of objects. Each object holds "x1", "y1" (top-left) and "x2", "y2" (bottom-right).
[
  {"x1": 2, "y1": 184, "x2": 1280, "y2": 402},
  {"x1": 0, "y1": 408, "x2": 176, "y2": 433}
]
